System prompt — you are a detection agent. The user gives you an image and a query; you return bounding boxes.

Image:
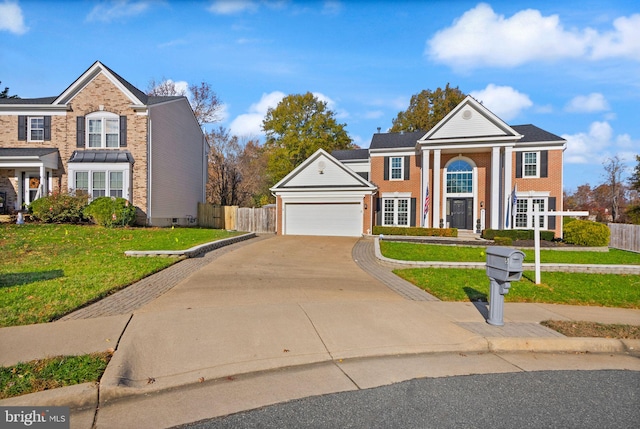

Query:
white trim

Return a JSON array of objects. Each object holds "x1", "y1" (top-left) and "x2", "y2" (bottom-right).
[
  {"x1": 369, "y1": 150, "x2": 415, "y2": 157},
  {"x1": 0, "y1": 107, "x2": 69, "y2": 115},
  {"x1": 67, "y1": 162, "x2": 132, "y2": 201},
  {"x1": 433, "y1": 149, "x2": 441, "y2": 228},
  {"x1": 522, "y1": 151, "x2": 540, "y2": 178},
  {"x1": 490, "y1": 146, "x2": 500, "y2": 229},
  {"x1": 382, "y1": 197, "x2": 410, "y2": 227},
  {"x1": 381, "y1": 192, "x2": 411, "y2": 198},
  {"x1": 389, "y1": 156, "x2": 404, "y2": 180}
]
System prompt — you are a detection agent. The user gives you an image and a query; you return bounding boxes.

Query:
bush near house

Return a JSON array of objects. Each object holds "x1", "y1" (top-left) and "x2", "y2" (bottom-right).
[
  {"x1": 84, "y1": 197, "x2": 137, "y2": 227},
  {"x1": 563, "y1": 219, "x2": 610, "y2": 247},
  {"x1": 372, "y1": 226, "x2": 458, "y2": 237},
  {"x1": 482, "y1": 229, "x2": 555, "y2": 242},
  {"x1": 493, "y1": 236, "x2": 513, "y2": 246},
  {"x1": 29, "y1": 193, "x2": 89, "y2": 223}
]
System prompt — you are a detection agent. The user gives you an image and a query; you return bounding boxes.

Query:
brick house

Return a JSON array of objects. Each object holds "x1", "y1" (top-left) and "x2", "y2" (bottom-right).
[
  {"x1": 0, "y1": 61, "x2": 207, "y2": 226},
  {"x1": 271, "y1": 95, "x2": 566, "y2": 237}
]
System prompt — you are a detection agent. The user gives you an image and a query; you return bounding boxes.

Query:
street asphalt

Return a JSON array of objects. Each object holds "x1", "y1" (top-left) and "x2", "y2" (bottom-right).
[{"x1": 0, "y1": 234, "x2": 638, "y2": 429}]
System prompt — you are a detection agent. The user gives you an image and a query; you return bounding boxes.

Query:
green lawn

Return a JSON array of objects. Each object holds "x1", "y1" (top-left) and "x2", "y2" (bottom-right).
[
  {"x1": 394, "y1": 268, "x2": 640, "y2": 309},
  {"x1": 380, "y1": 241, "x2": 640, "y2": 265},
  {"x1": 0, "y1": 224, "x2": 242, "y2": 327},
  {"x1": 0, "y1": 352, "x2": 111, "y2": 400}
]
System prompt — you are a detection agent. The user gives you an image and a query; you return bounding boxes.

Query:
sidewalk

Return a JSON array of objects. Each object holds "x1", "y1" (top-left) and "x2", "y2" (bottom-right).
[{"x1": 1, "y1": 235, "x2": 638, "y2": 429}]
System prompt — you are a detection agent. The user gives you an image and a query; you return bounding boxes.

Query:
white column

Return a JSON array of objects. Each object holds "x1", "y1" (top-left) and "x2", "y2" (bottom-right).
[
  {"x1": 433, "y1": 149, "x2": 441, "y2": 228},
  {"x1": 490, "y1": 146, "x2": 501, "y2": 230},
  {"x1": 422, "y1": 149, "x2": 430, "y2": 227},
  {"x1": 38, "y1": 164, "x2": 45, "y2": 199},
  {"x1": 504, "y1": 146, "x2": 513, "y2": 229}
]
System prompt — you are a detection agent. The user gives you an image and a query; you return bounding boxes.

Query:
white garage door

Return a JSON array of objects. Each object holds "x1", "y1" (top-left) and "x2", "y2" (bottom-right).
[{"x1": 285, "y1": 203, "x2": 362, "y2": 237}]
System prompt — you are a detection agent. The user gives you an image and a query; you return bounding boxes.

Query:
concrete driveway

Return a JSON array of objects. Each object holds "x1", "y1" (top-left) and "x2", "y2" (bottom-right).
[{"x1": 138, "y1": 235, "x2": 404, "y2": 312}]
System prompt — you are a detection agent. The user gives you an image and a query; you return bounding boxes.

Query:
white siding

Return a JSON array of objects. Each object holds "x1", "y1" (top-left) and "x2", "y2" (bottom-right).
[
  {"x1": 431, "y1": 107, "x2": 508, "y2": 140},
  {"x1": 149, "y1": 99, "x2": 204, "y2": 222},
  {"x1": 285, "y1": 155, "x2": 364, "y2": 187}
]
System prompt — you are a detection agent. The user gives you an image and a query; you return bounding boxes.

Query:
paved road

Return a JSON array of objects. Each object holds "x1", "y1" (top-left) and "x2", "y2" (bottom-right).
[{"x1": 177, "y1": 370, "x2": 640, "y2": 429}]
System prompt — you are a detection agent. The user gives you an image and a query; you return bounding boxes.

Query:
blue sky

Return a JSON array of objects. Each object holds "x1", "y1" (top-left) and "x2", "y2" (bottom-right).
[{"x1": 1, "y1": 0, "x2": 638, "y2": 191}]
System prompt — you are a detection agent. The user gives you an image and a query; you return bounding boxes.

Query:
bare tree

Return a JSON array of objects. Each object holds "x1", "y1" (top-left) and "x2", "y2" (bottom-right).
[
  {"x1": 147, "y1": 78, "x2": 222, "y2": 126},
  {"x1": 602, "y1": 155, "x2": 627, "y2": 222}
]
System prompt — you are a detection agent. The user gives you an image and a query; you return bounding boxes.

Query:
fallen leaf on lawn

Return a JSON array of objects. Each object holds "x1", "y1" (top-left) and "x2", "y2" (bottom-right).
[
  {"x1": 147, "y1": 377, "x2": 156, "y2": 384},
  {"x1": 199, "y1": 377, "x2": 205, "y2": 383}
]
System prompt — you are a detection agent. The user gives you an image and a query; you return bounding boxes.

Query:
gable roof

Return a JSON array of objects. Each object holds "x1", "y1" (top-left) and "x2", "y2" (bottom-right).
[
  {"x1": 418, "y1": 95, "x2": 522, "y2": 145},
  {"x1": 369, "y1": 131, "x2": 425, "y2": 150},
  {"x1": 332, "y1": 148, "x2": 370, "y2": 161},
  {"x1": 512, "y1": 124, "x2": 564, "y2": 143},
  {"x1": 271, "y1": 149, "x2": 375, "y2": 191}
]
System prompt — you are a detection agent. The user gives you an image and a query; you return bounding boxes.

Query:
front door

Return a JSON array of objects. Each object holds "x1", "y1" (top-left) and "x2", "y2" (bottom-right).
[
  {"x1": 450, "y1": 198, "x2": 473, "y2": 230},
  {"x1": 24, "y1": 174, "x2": 40, "y2": 205}
]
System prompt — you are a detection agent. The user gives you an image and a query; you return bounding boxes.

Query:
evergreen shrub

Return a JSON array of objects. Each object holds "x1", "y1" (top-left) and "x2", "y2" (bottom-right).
[
  {"x1": 84, "y1": 197, "x2": 136, "y2": 227},
  {"x1": 563, "y1": 220, "x2": 610, "y2": 247}
]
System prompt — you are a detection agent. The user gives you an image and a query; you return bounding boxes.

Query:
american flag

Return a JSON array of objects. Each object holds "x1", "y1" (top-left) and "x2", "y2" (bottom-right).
[{"x1": 423, "y1": 185, "x2": 430, "y2": 216}]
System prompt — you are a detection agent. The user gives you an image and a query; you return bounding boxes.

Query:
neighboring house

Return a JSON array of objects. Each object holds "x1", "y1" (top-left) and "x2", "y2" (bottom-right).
[
  {"x1": 272, "y1": 95, "x2": 566, "y2": 238},
  {"x1": 0, "y1": 61, "x2": 208, "y2": 226}
]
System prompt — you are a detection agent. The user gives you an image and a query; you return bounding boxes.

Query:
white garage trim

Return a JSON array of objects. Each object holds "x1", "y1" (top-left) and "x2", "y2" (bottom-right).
[{"x1": 284, "y1": 201, "x2": 363, "y2": 237}]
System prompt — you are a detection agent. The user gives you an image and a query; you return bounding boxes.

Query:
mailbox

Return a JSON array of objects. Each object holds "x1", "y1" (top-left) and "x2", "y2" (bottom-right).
[{"x1": 486, "y1": 246, "x2": 525, "y2": 282}]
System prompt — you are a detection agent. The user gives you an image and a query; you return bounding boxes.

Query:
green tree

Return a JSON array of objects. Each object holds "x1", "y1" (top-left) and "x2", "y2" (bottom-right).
[
  {"x1": 0, "y1": 81, "x2": 19, "y2": 99},
  {"x1": 629, "y1": 154, "x2": 640, "y2": 191},
  {"x1": 390, "y1": 84, "x2": 465, "y2": 132},
  {"x1": 262, "y1": 92, "x2": 354, "y2": 185}
]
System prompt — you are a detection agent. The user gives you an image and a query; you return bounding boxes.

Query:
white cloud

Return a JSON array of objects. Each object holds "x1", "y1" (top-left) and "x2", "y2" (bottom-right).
[
  {"x1": 563, "y1": 121, "x2": 616, "y2": 164},
  {"x1": 322, "y1": 1, "x2": 343, "y2": 15},
  {"x1": 0, "y1": 1, "x2": 27, "y2": 34},
  {"x1": 427, "y1": 3, "x2": 586, "y2": 69},
  {"x1": 565, "y1": 93, "x2": 610, "y2": 113},
  {"x1": 590, "y1": 14, "x2": 640, "y2": 61},
  {"x1": 86, "y1": 0, "x2": 152, "y2": 23},
  {"x1": 228, "y1": 91, "x2": 286, "y2": 137},
  {"x1": 427, "y1": 4, "x2": 640, "y2": 69},
  {"x1": 469, "y1": 84, "x2": 532, "y2": 121},
  {"x1": 208, "y1": 0, "x2": 259, "y2": 15}
]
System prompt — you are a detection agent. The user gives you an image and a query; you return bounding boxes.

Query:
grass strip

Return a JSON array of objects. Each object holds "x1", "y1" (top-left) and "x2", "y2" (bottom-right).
[
  {"x1": 393, "y1": 268, "x2": 640, "y2": 309},
  {"x1": 0, "y1": 224, "x2": 242, "y2": 327},
  {"x1": 380, "y1": 241, "x2": 640, "y2": 265},
  {"x1": 0, "y1": 352, "x2": 111, "y2": 399},
  {"x1": 541, "y1": 320, "x2": 640, "y2": 339}
]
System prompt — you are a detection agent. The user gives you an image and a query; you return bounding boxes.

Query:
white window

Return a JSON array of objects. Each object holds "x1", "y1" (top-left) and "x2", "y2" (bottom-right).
[
  {"x1": 515, "y1": 197, "x2": 548, "y2": 229},
  {"x1": 446, "y1": 160, "x2": 473, "y2": 194},
  {"x1": 28, "y1": 117, "x2": 44, "y2": 141},
  {"x1": 523, "y1": 152, "x2": 539, "y2": 178},
  {"x1": 71, "y1": 167, "x2": 129, "y2": 201},
  {"x1": 390, "y1": 157, "x2": 403, "y2": 180},
  {"x1": 86, "y1": 112, "x2": 119, "y2": 148},
  {"x1": 383, "y1": 198, "x2": 409, "y2": 226}
]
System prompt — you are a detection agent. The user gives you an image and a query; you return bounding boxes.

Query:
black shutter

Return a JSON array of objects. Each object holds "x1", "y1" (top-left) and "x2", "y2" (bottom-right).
[
  {"x1": 18, "y1": 116, "x2": 27, "y2": 140},
  {"x1": 376, "y1": 198, "x2": 382, "y2": 226},
  {"x1": 76, "y1": 116, "x2": 85, "y2": 147},
  {"x1": 410, "y1": 198, "x2": 416, "y2": 227},
  {"x1": 548, "y1": 197, "x2": 556, "y2": 230},
  {"x1": 515, "y1": 152, "x2": 522, "y2": 178},
  {"x1": 540, "y1": 151, "x2": 548, "y2": 178},
  {"x1": 383, "y1": 157, "x2": 389, "y2": 181},
  {"x1": 43, "y1": 116, "x2": 51, "y2": 141},
  {"x1": 404, "y1": 156, "x2": 410, "y2": 180},
  {"x1": 119, "y1": 116, "x2": 127, "y2": 147}
]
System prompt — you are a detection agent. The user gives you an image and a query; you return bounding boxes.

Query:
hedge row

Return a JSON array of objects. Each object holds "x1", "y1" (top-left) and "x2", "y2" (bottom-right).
[
  {"x1": 372, "y1": 226, "x2": 458, "y2": 237},
  {"x1": 482, "y1": 229, "x2": 555, "y2": 242},
  {"x1": 563, "y1": 220, "x2": 610, "y2": 247},
  {"x1": 29, "y1": 194, "x2": 136, "y2": 227}
]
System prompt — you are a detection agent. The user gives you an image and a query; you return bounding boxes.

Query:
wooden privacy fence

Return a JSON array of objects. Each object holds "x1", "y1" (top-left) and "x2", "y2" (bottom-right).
[
  {"x1": 609, "y1": 223, "x2": 640, "y2": 253},
  {"x1": 197, "y1": 203, "x2": 276, "y2": 233}
]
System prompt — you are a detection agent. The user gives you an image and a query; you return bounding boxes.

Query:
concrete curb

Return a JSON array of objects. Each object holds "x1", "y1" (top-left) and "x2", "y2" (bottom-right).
[
  {"x1": 0, "y1": 382, "x2": 98, "y2": 410},
  {"x1": 124, "y1": 232, "x2": 256, "y2": 258},
  {"x1": 374, "y1": 237, "x2": 640, "y2": 274},
  {"x1": 487, "y1": 337, "x2": 640, "y2": 354}
]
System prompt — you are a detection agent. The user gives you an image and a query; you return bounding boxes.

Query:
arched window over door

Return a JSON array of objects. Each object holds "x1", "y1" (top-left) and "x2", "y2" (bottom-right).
[{"x1": 446, "y1": 160, "x2": 473, "y2": 194}]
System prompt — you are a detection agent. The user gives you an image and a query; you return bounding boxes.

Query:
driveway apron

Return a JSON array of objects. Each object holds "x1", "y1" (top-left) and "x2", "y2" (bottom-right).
[{"x1": 102, "y1": 236, "x2": 484, "y2": 401}]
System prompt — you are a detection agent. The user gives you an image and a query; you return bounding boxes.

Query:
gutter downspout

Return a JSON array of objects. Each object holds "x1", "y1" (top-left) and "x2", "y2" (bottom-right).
[{"x1": 147, "y1": 117, "x2": 152, "y2": 226}]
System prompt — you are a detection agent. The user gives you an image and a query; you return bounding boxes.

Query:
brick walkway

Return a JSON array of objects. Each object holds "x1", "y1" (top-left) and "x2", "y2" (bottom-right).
[
  {"x1": 352, "y1": 238, "x2": 440, "y2": 302},
  {"x1": 58, "y1": 234, "x2": 269, "y2": 321}
]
